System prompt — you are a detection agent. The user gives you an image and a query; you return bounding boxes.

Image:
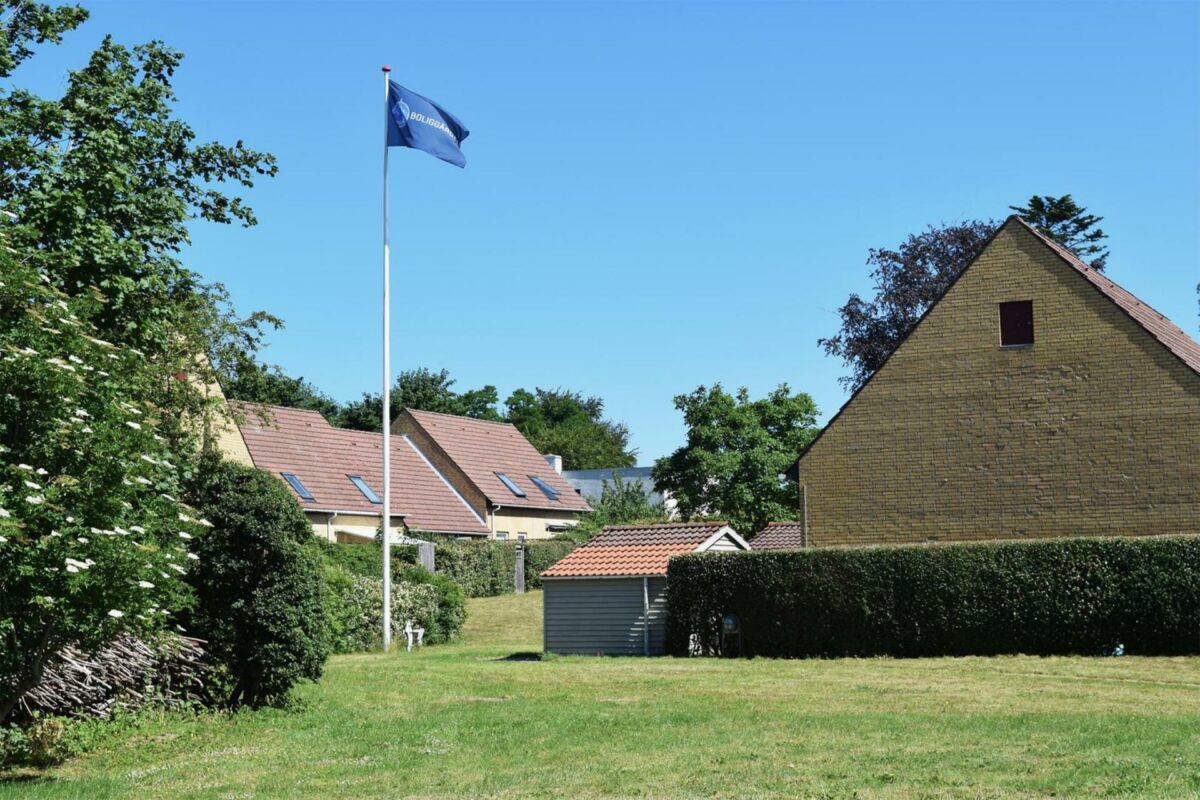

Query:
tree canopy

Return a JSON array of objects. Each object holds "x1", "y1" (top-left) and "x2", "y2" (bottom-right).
[
  {"x1": 652, "y1": 384, "x2": 819, "y2": 537},
  {"x1": 333, "y1": 368, "x2": 501, "y2": 432},
  {"x1": 1009, "y1": 194, "x2": 1108, "y2": 270}
]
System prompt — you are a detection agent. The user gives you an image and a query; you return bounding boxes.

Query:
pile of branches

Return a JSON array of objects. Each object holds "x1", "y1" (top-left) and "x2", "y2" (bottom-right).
[{"x1": 18, "y1": 634, "x2": 209, "y2": 720}]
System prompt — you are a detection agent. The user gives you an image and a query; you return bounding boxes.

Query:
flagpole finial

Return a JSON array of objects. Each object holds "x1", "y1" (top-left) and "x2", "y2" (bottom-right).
[{"x1": 382, "y1": 65, "x2": 392, "y2": 73}]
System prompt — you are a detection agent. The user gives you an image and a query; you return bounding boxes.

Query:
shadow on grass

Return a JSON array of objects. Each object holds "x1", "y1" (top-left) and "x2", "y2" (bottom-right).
[
  {"x1": 0, "y1": 770, "x2": 52, "y2": 784},
  {"x1": 490, "y1": 652, "x2": 543, "y2": 662}
]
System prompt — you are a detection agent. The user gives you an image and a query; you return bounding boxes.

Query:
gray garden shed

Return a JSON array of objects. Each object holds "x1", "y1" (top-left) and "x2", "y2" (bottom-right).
[{"x1": 540, "y1": 522, "x2": 749, "y2": 655}]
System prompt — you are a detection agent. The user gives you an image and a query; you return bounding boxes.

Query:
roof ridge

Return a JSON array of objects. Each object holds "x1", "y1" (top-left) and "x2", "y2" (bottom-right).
[
  {"x1": 405, "y1": 407, "x2": 517, "y2": 428},
  {"x1": 602, "y1": 521, "x2": 727, "y2": 531}
]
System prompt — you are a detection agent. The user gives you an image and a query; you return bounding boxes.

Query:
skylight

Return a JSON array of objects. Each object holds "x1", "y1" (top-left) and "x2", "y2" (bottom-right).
[
  {"x1": 529, "y1": 475, "x2": 559, "y2": 501},
  {"x1": 281, "y1": 472, "x2": 314, "y2": 501},
  {"x1": 495, "y1": 472, "x2": 526, "y2": 497},
  {"x1": 348, "y1": 475, "x2": 382, "y2": 505}
]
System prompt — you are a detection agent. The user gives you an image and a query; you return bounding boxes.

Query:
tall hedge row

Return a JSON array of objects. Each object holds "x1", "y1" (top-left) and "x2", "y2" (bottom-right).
[
  {"x1": 434, "y1": 540, "x2": 576, "y2": 597},
  {"x1": 666, "y1": 536, "x2": 1200, "y2": 658}
]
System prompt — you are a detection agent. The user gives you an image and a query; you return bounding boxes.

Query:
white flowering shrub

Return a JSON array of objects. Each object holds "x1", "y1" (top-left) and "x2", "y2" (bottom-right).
[{"x1": 0, "y1": 245, "x2": 207, "y2": 723}]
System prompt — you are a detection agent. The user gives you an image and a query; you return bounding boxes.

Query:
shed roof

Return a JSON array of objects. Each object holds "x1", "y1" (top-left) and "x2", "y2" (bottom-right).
[
  {"x1": 541, "y1": 522, "x2": 746, "y2": 578},
  {"x1": 402, "y1": 409, "x2": 591, "y2": 512},
  {"x1": 236, "y1": 404, "x2": 490, "y2": 535},
  {"x1": 751, "y1": 522, "x2": 806, "y2": 550}
]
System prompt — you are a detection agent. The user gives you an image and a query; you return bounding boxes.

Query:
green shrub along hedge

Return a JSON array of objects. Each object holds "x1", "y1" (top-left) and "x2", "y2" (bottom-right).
[
  {"x1": 311, "y1": 542, "x2": 465, "y2": 652},
  {"x1": 666, "y1": 536, "x2": 1200, "y2": 658},
  {"x1": 433, "y1": 539, "x2": 576, "y2": 597}
]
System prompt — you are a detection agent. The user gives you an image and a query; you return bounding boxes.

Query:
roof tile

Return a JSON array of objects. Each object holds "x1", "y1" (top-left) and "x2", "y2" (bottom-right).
[
  {"x1": 541, "y1": 522, "x2": 732, "y2": 577},
  {"x1": 751, "y1": 522, "x2": 806, "y2": 550}
]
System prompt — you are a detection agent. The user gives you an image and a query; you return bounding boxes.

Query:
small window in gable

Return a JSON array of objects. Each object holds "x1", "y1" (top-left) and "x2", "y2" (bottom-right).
[
  {"x1": 495, "y1": 472, "x2": 526, "y2": 497},
  {"x1": 999, "y1": 300, "x2": 1034, "y2": 346},
  {"x1": 281, "y1": 472, "x2": 314, "y2": 501}
]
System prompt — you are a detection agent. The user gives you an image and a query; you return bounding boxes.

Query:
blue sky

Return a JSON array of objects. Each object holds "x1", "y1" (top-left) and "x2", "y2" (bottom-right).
[{"x1": 17, "y1": 1, "x2": 1200, "y2": 463}]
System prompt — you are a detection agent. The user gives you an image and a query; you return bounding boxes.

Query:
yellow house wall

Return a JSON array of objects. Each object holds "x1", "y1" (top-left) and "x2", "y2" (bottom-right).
[
  {"x1": 796, "y1": 223, "x2": 1200, "y2": 547},
  {"x1": 303, "y1": 511, "x2": 404, "y2": 543},
  {"x1": 489, "y1": 507, "x2": 579, "y2": 540}
]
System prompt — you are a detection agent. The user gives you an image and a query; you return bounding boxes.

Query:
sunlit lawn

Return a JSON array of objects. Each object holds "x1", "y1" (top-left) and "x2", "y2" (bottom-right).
[{"x1": 3, "y1": 590, "x2": 1199, "y2": 798}]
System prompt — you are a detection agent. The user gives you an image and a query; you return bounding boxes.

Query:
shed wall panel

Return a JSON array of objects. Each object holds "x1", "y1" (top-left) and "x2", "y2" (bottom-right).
[{"x1": 543, "y1": 578, "x2": 669, "y2": 656}]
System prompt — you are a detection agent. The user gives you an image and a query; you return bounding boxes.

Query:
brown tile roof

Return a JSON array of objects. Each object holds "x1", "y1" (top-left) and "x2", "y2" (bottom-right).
[
  {"x1": 403, "y1": 409, "x2": 591, "y2": 512},
  {"x1": 541, "y1": 522, "x2": 737, "y2": 578},
  {"x1": 752, "y1": 522, "x2": 806, "y2": 550},
  {"x1": 235, "y1": 404, "x2": 490, "y2": 536},
  {"x1": 1012, "y1": 216, "x2": 1200, "y2": 376}
]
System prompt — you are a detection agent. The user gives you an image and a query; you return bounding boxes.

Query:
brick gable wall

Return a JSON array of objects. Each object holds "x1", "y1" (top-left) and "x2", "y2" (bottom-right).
[{"x1": 796, "y1": 222, "x2": 1200, "y2": 546}]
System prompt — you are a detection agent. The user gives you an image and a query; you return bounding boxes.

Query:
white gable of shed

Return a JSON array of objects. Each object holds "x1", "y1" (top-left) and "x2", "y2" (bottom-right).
[{"x1": 696, "y1": 526, "x2": 750, "y2": 553}]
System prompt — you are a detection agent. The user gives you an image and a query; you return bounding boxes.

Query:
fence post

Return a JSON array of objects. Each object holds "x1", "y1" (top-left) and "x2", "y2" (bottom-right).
[
  {"x1": 514, "y1": 542, "x2": 525, "y2": 594},
  {"x1": 418, "y1": 541, "x2": 435, "y2": 572}
]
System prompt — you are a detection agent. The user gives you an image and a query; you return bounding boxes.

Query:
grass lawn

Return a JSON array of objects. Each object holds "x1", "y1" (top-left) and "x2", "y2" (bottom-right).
[{"x1": 3, "y1": 590, "x2": 1199, "y2": 799}]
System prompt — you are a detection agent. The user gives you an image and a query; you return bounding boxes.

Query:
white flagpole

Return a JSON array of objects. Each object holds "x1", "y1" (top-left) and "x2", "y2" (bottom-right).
[{"x1": 381, "y1": 65, "x2": 393, "y2": 652}]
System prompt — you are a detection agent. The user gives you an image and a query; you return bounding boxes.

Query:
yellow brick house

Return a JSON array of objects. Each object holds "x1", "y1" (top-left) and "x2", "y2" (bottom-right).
[{"x1": 792, "y1": 215, "x2": 1200, "y2": 548}]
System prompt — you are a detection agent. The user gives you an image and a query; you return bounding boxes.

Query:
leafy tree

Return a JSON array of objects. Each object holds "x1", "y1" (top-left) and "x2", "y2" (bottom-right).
[
  {"x1": 504, "y1": 388, "x2": 635, "y2": 470},
  {"x1": 821, "y1": 194, "x2": 1110, "y2": 391},
  {"x1": 1010, "y1": 194, "x2": 1108, "y2": 270},
  {"x1": 336, "y1": 368, "x2": 501, "y2": 432},
  {"x1": 223, "y1": 358, "x2": 340, "y2": 419},
  {"x1": 185, "y1": 458, "x2": 330, "y2": 708},
  {"x1": 1, "y1": 1, "x2": 278, "y2": 440},
  {"x1": 653, "y1": 384, "x2": 819, "y2": 537},
  {"x1": 0, "y1": 243, "x2": 206, "y2": 723},
  {"x1": 564, "y1": 472, "x2": 669, "y2": 543},
  {"x1": 819, "y1": 220, "x2": 998, "y2": 391}
]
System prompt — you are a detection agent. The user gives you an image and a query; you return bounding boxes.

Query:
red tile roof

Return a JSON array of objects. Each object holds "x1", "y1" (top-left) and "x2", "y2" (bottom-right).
[
  {"x1": 236, "y1": 405, "x2": 490, "y2": 536},
  {"x1": 1013, "y1": 216, "x2": 1200, "y2": 376},
  {"x1": 402, "y1": 409, "x2": 591, "y2": 512},
  {"x1": 541, "y1": 522, "x2": 738, "y2": 578},
  {"x1": 752, "y1": 522, "x2": 806, "y2": 550}
]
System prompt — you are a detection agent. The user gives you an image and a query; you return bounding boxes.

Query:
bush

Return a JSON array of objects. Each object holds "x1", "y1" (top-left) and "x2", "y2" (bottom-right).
[
  {"x1": 186, "y1": 459, "x2": 331, "y2": 707},
  {"x1": 318, "y1": 554, "x2": 466, "y2": 652},
  {"x1": 666, "y1": 535, "x2": 1200, "y2": 658},
  {"x1": 523, "y1": 541, "x2": 577, "y2": 590},
  {"x1": 433, "y1": 540, "x2": 577, "y2": 596}
]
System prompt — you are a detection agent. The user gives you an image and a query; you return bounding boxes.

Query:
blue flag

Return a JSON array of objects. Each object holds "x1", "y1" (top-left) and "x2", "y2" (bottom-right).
[{"x1": 387, "y1": 81, "x2": 469, "y2": 168}]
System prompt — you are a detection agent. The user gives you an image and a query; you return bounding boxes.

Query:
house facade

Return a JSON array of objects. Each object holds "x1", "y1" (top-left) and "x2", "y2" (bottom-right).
[
  {"x1": 794, "y1": 216, "x2": 1200, "y2": 548},
  {"x1": 391, "y1": 408, "x2": 591, "y2": 540},
  {"x1": 226, "y1": 405, "x2": 589, "y2": 542},
  {"x1": 232, "y1": 405, "x2": 491, "y2": 541}
]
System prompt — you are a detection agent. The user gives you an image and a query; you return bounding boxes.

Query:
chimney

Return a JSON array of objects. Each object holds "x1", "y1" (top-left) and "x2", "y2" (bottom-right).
[{"x1": 543, "y1": 454, "x2": 563, "y2": 474}]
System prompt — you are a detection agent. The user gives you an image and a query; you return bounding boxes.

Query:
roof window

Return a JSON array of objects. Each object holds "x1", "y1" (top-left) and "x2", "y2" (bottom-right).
[
  {"x1": 529, "y1": 475, "x2": 559, "y2": 501},
  {"x1": 348, "y1": 475, "x2": 382, "y2": 505},
  {"x1": 495, "y1": 472, "x2": 526, "y2": 497},
  {"x1": 281, "y1": 472, "x2": 315, "y2": 501}
]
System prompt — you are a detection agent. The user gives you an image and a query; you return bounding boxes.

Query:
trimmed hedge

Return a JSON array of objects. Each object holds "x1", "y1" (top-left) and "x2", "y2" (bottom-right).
[
  {"x1": 666, "y1": 536, "x2": 1200, "y2": 658},
  {"x1": 434, "y1": 540, "x2": 576, "y2": 597}
]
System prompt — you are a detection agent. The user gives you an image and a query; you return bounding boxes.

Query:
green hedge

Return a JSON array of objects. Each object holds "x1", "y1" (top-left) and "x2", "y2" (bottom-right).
[
  {"x1": 434, "y1": 540, "x2": 576, "y2": 597},
  {"x1": 665, "y1": 536, "x2": 1200, "y2": 658}
]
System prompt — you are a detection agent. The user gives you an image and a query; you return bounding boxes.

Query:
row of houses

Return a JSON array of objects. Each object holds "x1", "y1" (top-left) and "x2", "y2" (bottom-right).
[
  {"x1": 541, "y1": 216, "x2": 1200, "y2": 655},
  {"x1": 220, "y1": 405, "x2": 591, "y2": 542}
]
